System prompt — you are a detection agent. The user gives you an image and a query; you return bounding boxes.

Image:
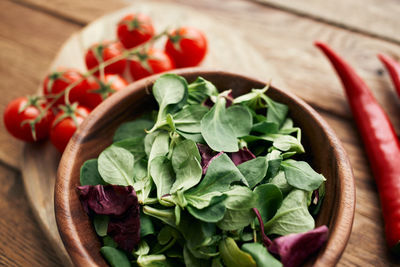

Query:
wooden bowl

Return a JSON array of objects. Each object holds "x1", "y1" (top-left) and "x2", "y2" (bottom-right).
[{"x1": 55, "y1": 69, "x2": 355, "y2": 267}]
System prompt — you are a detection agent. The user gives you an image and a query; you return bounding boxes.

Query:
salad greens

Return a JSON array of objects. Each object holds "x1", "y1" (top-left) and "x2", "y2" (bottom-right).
[{"x1": 77, "y1": 74, "x2": 328, "y2": 267}]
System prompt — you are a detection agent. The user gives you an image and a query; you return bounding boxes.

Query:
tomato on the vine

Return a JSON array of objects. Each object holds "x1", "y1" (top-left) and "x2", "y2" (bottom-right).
[
  {"x1": 43, "y1": 69, "x2": 91, "y2": 106},
  {"x1": 129, "y1": 48, "x2": 175, "y2": 80},
  {"x1": 84, "y1": 74, "x2": 129, "y2": 109},
  {"x1": 50, "y1": 104, "x2": 91, "y2": 152},
  {"x1": 165, "y1": 26, "x2": 207, "y2": 68},
  {"x1": 85, "y1": 41, "x2": 127, "y2": 76},
  {"x1": 3, "y1": 97, "x2": 55, "y2": 142},
  {"x1": 117, "y1": 13, "x2": 155, "y2": 49}
]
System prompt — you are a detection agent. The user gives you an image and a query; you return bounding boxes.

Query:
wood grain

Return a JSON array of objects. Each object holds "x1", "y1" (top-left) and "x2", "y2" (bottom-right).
[
  {"x1": 21, "y1": 142, "x2": 73, "y2": 266},
  {"x1": 17, "y1": 0, "x2": 400, "y2": 46},
  {"x1": 165, "y1": 0, "x2": 400, "y2": 132},
  {"x1": 4, "y1": 0, "x2": 400, "y2": 166},
  {"x1": 11, "y1": 0, "x2": 400, "y2": 147},
  {"x1": 0, "y1": 163, "x2": 60, "y2": 266},
  {"x1": 12, "y1": 0, "x2": 126, "y2": 25},
  {"x1": 1, "y1": 0, "x2": 400, "y2": 266},
  {"x1": 55, "y1": 70, "x2": 354, "y2": 267},
  {"x1": 255, "y1": 0, "x2": 400, "y2": 44},
  {"x1": 0, "y1": 0, "x2": 80, "y2": 169}
]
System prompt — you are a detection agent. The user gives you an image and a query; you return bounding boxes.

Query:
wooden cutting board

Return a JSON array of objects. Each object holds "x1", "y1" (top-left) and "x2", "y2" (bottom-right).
[{"x1": 20, "y1": 1, "x2": 285, "y2": 265}]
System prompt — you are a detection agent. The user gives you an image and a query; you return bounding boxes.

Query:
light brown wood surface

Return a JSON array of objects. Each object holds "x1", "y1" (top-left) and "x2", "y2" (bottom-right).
[
  {"x1": 255, "y1": 0, "x2": 400, "y2": 44},
  {"x1": 0, "y1": 0, "x2": 81, "y2": 169},
  {"x1": 21, "y1": 142, "x2": 71, "y2": 266},
  {"x1": 1, "y1": 0, "x2": 400, "y2": 266},
  {"x1": 0, "y1": 163, "x2": 60, "y2": 266}
]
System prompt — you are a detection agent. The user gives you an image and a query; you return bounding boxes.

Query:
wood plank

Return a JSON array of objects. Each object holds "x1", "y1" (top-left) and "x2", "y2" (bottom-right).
[
  {"x1": 22, "y1": 141, "x2": 72, "y2": 266},
  {"x1": 1, "y1": 0, "x2": 285, "y2": 169},
  {"x1": 3, "y1": 0, "x2": 400, "y2": 265},
  {"x1": 165, "y1": 0, "x2": 400, "y2": 131},
  {"x1": 0, "y1": 163, "x2": 60, "y2": 266},
  {"x1": 8, "y1": 0, "x2": 400, "y2": 160},
  {"x1": 11, "y1": 1, "x2": 400, "y2": 129},
  {"x1": 13, "y1": 0, "x2": 126, "y2": 25},
  {"x1": 319, "y1": 111, "x2": 400, "y2": 266},
  {"x1": 17, "y1": 0, "x2": 400, "y2": 47},
  {"x1": 255, "y1": 0, "x2": 400, "y2": 44},
  {"x1": 0, "y1": 0, "x2": 81, "y2": 169}
]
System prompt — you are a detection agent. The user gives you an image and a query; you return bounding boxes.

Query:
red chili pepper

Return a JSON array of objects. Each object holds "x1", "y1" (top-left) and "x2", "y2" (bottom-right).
[
  {"x1": 315, "y1": 41, "x2": 400, "y2": 254},
  {"x1": 378, "y1": 54, "x2": 400, "y2": 99}
]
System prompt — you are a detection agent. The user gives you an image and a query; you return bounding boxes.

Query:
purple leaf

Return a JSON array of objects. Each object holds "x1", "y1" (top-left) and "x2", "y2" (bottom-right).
[
  {"x1": 230, "y1": 147, "x2": 256, "y2": 166},
  {"x1": 197, "y1": 143, "x2": 215, "y2": 174},
  {"x1": 203, "y1": 152, "x2": 224, "y2": 175},
  {"x1": 224, "y1": 90, "x2": 234, "y2": 107},
  {"x1": 268, "y1": 225, "x2": 329, "y2": 267},
  {"x1": 197, "y1": 144, "x2": 255, "y2": 174},
  {"x1": 311, "y1": 189, "x2": 319, "y2": 205},
  {"x1": 253, "y1": 208, "x2": 272, "y2": 247},
  {"x1": 203, "y1": 97, "x2": 215, "y2": 108},
  {"x1": 203, "y1": 90, "x2": 234, "y2": 108},
  {"x1": 197, "y1": 143, "x2": 225, "y2": 175},
  {"x1": 77, "y1": 185, "x2": 138, "y2": 216},
  {"x1": 77, "y1": 185, "x2": 140, "y2": 252},
  {"x1": 108, "y1": 206, "x2": 140, "y2": 252}
]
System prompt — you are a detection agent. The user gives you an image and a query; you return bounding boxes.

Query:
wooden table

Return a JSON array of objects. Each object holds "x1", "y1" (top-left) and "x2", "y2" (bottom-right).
[{"x1": 1, "y1": 0, "x2": 400, "y2": 266}]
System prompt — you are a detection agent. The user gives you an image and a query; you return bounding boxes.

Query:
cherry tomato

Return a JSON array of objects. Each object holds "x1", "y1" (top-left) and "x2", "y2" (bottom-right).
[
  {"x1": 43, "y1": 69, "x2": 91, "y2": 106},
  {"x1": 85, "y1": 41, "x2": 127, "y2": 76},
  {"x1": 117, "y1": 14, "x2": 155, "y2": 49},
  {"x1": 3, "y1": 97, "x2": 54, "y2": 142},
  {"x1": 129, "y1": 48, "x2": 175, "y2": 80},
  {"x1": 165, "y1": 26, "x2": 207, "y2": 67},
  {"x1": 84, "y1": 74, "x2": 129, "y2": 109},
  {"x1": 50, "y1": 104, "x2": 91, "y2": 152}
]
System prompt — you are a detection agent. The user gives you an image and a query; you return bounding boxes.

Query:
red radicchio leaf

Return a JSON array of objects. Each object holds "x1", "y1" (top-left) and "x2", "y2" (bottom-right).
[
  {"x1": 77, "y1": 185, "x2": 140, "y2": 252},
  {"x1": 230, "y1": 147, "x2": 256, "y2": 166},
  {"x1": 203, "y1": 97, "x2": 215, "y2": 108},
  {"x1": 225, "y1": 91, "x2": 234, "y2": 107},
  {"x1": 268, "y1": 225, "x2": 329, "y2": 267},
  {"x1": 197, "y1": 144, "x2": 254, "y2": 174},
  {"x1": 203, "y1": 90, "x2": 234, "y2": 108},
  {"x1": 108, "y1": 206, "x2": 140, "y2": 252},
  {"x1": 197, "y1": 143, "x2": 217, "y2": 174},
  {"x1": 203, "y1": 151, "x2": 224, "y2": 175},
  {"x1": 253, "y1": 208, "x2": 272, "y2": 247},
  {"x1": 312, "y1": 189, "x2": 319, "y2": 205},
  {"x1": 77, "y1": 185, "x2": 138, "y2": 216}
]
